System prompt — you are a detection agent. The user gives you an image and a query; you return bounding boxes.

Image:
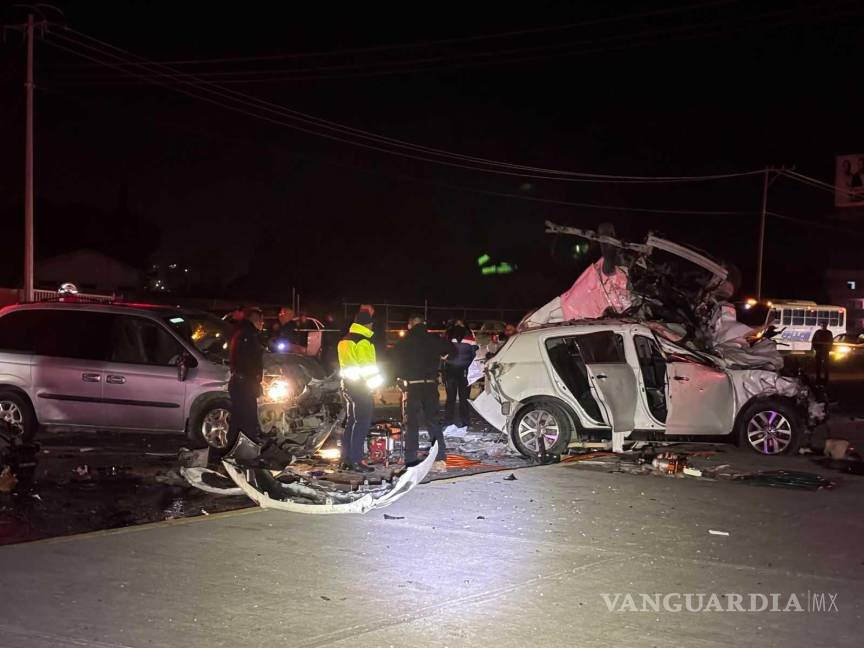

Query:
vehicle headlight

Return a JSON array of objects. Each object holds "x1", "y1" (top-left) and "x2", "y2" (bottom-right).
[
  {"x1": 265, "y1": 379, "x2": 292, "y2": 402},
  {"x1": 834, "y1": 345, "x2": 851, "y2": 356}
]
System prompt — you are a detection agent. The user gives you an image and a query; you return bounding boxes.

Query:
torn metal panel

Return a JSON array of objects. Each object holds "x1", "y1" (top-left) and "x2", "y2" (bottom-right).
[
  {"x1": 728, "y1": 370, "x2": 806, "y2": 403},
  {"x1": 216, "y1": 443, "x2": 439, "y2": 515},
  {"x1": 469, "y1": 390, "x2": 507, "y2": 432},
  {"x1": 644, "y1": 234, "x2": 728, "y2": 280},
  {"x1": 180, "y1": 466, "x2": 244, "y2": 496}
]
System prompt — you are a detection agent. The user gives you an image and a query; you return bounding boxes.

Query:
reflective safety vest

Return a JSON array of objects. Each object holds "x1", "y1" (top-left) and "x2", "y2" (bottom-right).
[{"x1": 338, "y1": 323, "x2": 383, "y2": 390}]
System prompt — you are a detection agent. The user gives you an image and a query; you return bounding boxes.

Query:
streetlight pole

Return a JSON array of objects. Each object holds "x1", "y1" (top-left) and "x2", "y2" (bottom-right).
[
  {"x1": 756, "y1": 167, "x2": 770, "y2": 301},
  {"x1": 23, "y1": 13, "x2": 35, "y2": 302}
]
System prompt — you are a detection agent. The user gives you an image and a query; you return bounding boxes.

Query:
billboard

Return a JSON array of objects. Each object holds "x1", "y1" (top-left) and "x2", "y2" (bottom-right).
[{"x1": 835, "y1": 154, "x2": 864, "y2": 207}]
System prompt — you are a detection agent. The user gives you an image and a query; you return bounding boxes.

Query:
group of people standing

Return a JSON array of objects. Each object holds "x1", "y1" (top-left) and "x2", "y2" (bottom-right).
[
  {"x1": 224, "y1": 303, "x2": 504, "y2": 475},
  {"x1": 337, "y1": 308, "x2": 480, "y2": 474}
]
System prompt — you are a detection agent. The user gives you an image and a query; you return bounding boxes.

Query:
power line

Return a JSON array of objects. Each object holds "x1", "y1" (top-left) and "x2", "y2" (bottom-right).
[
  {"x1": 42, "y1": 27, "x2": 766, "y2": 185},
  {"x1": 53, "y1": 1, "x2": 744, "y2": 68},
  {"x1": 36, "y1": 79, "x2": 767, "y2": 219},
  {"x1": 768, "y1": 211, "x2": 864, "y2": 236},
  {"x1": 52, "y1": 3, "x2": 840, "y2": 85}
]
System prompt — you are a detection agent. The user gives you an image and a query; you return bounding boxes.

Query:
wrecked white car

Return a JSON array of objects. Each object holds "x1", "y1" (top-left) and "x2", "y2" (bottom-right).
[{"x1": 471, "y1": 321, "x2": 826, "y2": 457}]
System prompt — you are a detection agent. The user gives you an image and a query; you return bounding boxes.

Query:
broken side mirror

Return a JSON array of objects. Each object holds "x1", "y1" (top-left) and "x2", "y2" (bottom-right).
[{"x1": 177, "y1": 352, "x2": 198, "y2": 382}]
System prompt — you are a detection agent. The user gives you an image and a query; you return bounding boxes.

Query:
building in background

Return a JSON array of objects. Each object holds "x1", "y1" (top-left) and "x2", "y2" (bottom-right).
[
  {"x1": 825, "y1": 268, "x2": 864, "y2": 331},
  {"x1": 37, "y1": 249, "x2": 141, "y2": 294}
]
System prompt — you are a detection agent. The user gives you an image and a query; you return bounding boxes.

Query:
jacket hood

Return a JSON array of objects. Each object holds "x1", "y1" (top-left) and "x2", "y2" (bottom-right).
[{"x1": 348, "y1": 322, "x2": 374, "y2": 338}]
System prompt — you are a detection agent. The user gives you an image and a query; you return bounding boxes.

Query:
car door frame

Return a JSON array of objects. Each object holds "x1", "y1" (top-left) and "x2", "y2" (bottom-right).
[
  {"x1": 100, "y1": 313, "x2": 190, "y2": 432},
  {"x1": 574, "y1": 330, "x2": 639, "y2": 435},
  {"x1": 539, "y1": 332, "x2": 610, "y2": 431}
]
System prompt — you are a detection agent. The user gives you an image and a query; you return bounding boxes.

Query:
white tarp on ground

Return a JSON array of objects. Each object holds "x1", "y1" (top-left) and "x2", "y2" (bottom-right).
[{"x1": 523, "y1": 260, "x2": 632, "y2": 328}]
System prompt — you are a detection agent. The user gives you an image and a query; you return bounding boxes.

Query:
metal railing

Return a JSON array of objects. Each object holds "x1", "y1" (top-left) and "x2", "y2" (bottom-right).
[
  {"x1": 32, "y1": 289, "x2": 115, "y2": 303},
  {"x1": 342, "y1": 302, "x2": 527, "y2": 332}
]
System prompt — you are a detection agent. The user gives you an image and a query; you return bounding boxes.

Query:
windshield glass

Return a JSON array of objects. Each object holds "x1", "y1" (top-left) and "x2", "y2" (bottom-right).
[{"x1": 163, "y1": 312, "x2": 232, "y2": 362}]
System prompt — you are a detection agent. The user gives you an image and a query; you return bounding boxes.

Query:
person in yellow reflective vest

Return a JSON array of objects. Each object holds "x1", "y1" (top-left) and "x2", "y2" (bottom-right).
[{"x1": 337, "y1": 310, "x2": 383, "y2": 472}]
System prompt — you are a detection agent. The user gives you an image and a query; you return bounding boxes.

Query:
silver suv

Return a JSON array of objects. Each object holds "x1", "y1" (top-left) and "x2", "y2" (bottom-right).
[{"x1": 0, "y1": 302, "x2": 236, "y2": 447}]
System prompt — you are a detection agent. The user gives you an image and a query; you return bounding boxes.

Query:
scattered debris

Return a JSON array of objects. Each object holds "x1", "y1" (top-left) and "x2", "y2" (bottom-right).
[
  {"x1": 811, "y1": 457, "x2": 864, "y2": 476},
  {"x1": 708, "y1": 529, "x2": 730, "y2": 536},
  {"x1": 740, "y1": 470, "x2": 834, "y2": 491},
  {"x1": 503, "y1": 473, "x2": 518, "y2": 481},
  {"x1": 320, "y1": 596, "x2": 331, "y2": 601},
  {"x1": 824, "y1": 439, "x2": 850, "y2": 460},
  {"x1": 200, "y1": 509, "x2": 210, "y2": 516},
  {"x1": 0, "y1": 466, "x2": 17, "y2": 493},
  {"x1": 213, "y1": 442, "x2": 439, "y2": 514},
  {"x1": 476, "y1": 515, "x2": 486, "y2": 520},
  {"x1": 30, "y1": 493, "x2": 42, "y2": 502},
  {"x1": 383, "y1": 514, "x2": 405, "y2": 520},
  {"x1": 683, "y1": 466, "x2": 703, "y2": 477},
  {"x1": 177, "y1": 447, "x2": 210, "y2": 469},
  {"x1": 79, "y1": 447, "x2": 95, "y2": 453}
]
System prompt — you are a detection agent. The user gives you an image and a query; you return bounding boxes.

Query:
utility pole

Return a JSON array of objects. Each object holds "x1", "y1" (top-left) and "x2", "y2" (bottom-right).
[
  {"x1": 23, "y1": 13, "x2": 35, "y2": 302},
  {"x1": 755, "y1": 167, "x2": 770, "y2": 302}
]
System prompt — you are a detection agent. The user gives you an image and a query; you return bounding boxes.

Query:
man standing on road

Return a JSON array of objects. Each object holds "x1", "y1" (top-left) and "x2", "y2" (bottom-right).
[
  {"x1": 338, "y1": 310, "x2": 383, "y2": 473},
  {"x1": 812, "y1": 322, "x2": 834, "y2": 384},
  {"x1": 393, "y1": 315, "x2": 454, "y2": 473},
  {"x1": 270, "y1": 306, "x2": 297, "y2": 351},
  {"x1": 443, "y1": 322, "x2": 479, "y2": 434},
  {"x1": 227, "y1": 307, "x2": 266, "y2": 465}
]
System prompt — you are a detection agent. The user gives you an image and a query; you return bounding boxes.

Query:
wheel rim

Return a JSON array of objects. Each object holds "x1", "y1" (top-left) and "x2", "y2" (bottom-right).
[
  {"x1": 746, "y1": 410, "x2": 793, "y2": 455},
  {"x1": 202, "y1": 408, "x2": 231, "y2": 449},
  {"x1": 517, "y1": 408, "x2": 561, "y2": 453},
  {"x1": 0, "y1": 400, "x2": 24, "y2": 438}
]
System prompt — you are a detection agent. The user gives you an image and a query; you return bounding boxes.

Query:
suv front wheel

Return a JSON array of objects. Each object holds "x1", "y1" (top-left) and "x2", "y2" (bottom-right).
[
  {"x1": 188, "y1": 397, "x2": 235, "y2": 455},
  {"x1": 737, "y1": 398, "x2": 802, "y2": 456},
  {"x1": 511, "y1": 400, "x2": 573, "y2": 458},
  {"x1": 0, "y1": 391, "x2": 37, "y2": 444}
]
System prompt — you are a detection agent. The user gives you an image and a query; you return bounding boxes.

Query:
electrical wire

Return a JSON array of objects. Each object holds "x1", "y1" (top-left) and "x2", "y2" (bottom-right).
[
  {"x1": 54, "y1": 0, "x2": 744, "y2": 68},
  {"x1": 42, "y1": 28, "x2": 767, "y2": 185},
  {"x1": 37, "y1": 79, "x2": 766, "y2": 220},
  {"x1": 53, "y1": 4, "x2": 843, "y2": 85}
]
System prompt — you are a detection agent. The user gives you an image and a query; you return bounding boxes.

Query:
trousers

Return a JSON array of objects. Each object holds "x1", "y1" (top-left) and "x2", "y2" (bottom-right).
[
  {"x1": 814, "y1": 351, "x2": 830, "y2": 384},
  {"x1": 342, "y1": 383, "x2": 373, "y2": 464},
  {"x1": 443, "y1": 365, "x2": 470, "y2": 428},
  {"x1": 404, "y1": 382, "x2": 446, "y2": 463},
  {"x1": 228, "y1": 375, "x2": 262, "y2": 444}
]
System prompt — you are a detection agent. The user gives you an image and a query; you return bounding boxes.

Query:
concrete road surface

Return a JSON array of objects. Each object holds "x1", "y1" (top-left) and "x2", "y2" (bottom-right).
[{"x1": 1, "y1": 460, "x2": 862, "y2": 648}]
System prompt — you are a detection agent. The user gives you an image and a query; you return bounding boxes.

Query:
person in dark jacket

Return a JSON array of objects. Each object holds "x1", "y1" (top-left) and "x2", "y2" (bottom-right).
[
  {"x1": 393, "y1": 315, "x2": 454, "y2": 472},
  {"x1": 443, "y1": 322, "x2": 478, "y2": 433},
  {"x1": 227, "y1": 307, "x2": 266, "y2": 464},
  {"x1": 811, "y1": 322, "x2": 834, "y2": 384}
]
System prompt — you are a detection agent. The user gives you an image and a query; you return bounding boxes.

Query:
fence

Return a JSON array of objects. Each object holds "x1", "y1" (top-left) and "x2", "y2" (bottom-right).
[
  {"x1": 31, "y1": 289, "x2": 116, "y2": 303},
  {"x1": 342, "y1": 302, "x2": 527, "y2": 333}
]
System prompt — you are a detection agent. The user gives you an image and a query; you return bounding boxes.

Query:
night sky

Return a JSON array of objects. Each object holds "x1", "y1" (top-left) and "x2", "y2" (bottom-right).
[{"x1": 1, "y1": 1, "x2": 863, "y2": 311}]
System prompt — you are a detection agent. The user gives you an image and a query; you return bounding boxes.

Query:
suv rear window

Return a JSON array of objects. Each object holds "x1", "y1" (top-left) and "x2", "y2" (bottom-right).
[
  {"x1": 0, "y1": 309, "x2": 112, "y2": 360},
  {"x1": 0, "y1": 310, "x2": 40, "y2": 353}
]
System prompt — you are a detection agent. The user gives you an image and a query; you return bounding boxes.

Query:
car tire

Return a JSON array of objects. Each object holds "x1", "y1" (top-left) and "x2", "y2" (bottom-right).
[
  {"x1": 511, "y1": 399, "x2": 573, "y2": 459},
  {"x1": 736, "y1": 398, "x2": 802, "y2": 456},
  {"x1": 0, "y1": 390, "x2": 37, "y2": 444},
  {"x1": 188, "y1": 397, "x2": 235, "y2": 456}
]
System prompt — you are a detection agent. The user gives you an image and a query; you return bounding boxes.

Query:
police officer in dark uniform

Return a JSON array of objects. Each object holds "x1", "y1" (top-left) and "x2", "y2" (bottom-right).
[
  {"x1": 392, "y1": 314, "x2": 454, "y2": 472},
  {"x1": 227, "y1": 307, "x2": 266, "y2": 464}
]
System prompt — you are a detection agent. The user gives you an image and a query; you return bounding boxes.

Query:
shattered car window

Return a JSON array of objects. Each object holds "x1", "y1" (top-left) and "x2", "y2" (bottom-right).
[
  {"x1": 574, "y1": 331, "x2": 626, "y2": 364},
  {"x1": 164, "y1": 312, "x2": 231, "y2": 362}
]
